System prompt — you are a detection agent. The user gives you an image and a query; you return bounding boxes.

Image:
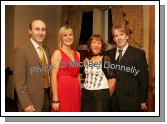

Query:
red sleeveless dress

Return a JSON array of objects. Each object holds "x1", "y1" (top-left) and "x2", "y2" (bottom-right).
[{"x1": 53, "y1": 48, "x2": 81, "y2": 112}]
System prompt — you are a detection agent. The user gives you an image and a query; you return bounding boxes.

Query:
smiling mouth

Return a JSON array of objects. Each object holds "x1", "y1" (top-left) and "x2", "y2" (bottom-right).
[
  {"x1": 66, "y1": 40, "x2": 72, "y2": 42},
  {"x1": 93, "y1": 48, "x2": 100, "y2": 51},
  {"x1": 118, "y1": 41, "x2": 122, "y2": 43},
  {"x1": 36, "y1": 36, "x2": 43, "y2": 38}
]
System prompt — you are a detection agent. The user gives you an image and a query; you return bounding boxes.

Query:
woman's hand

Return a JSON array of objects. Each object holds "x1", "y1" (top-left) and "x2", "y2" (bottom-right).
[{"x1": 51, "y1": 102, "x2": 59, "y2": 112}]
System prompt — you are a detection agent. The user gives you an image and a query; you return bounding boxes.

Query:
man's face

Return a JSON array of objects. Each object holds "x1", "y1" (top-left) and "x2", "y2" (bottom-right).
[
  {"x1": 29, "y1": 20, "x2": 46, "y2": 44},
  {"x1": 113, "y1": 29, "x2": 128, "y2": 49}
]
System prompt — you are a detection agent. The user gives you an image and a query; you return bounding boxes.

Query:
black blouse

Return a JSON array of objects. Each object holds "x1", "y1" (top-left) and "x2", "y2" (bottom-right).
[{"x1": 102, "y1": 55, "x2": 116, "y2": 80}]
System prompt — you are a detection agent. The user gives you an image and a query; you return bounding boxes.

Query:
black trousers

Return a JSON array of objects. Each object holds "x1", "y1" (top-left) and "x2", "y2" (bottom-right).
[
  {"x1": 41, "y1": 88, "x2": 51, "y2": 112},
  {"x1": 82, "y1": 88, "x2": 110, "y2": 112},
  {"x1": 109, "y1": 90, "x2": 141, "y2": 112}
]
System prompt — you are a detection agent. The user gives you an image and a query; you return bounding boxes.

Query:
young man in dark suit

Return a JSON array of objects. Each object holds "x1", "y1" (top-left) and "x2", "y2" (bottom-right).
[{"x1": 107, "y1": 24, "x2": 149, "y2": 112}]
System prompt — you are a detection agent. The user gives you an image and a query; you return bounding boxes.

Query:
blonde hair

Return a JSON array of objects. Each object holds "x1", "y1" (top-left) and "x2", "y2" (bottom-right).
[
  {"x1": 58, "y1": 25, "x2": 74, "y2": 48},
  {"x1": 112, "y1": 24, "x2": 129, "y2": 37}
]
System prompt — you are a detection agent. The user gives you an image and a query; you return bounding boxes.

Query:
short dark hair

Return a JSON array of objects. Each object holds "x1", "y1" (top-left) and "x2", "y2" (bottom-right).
[
  {"x1": 29, "y1": 20, "x2": 34, "y2": 30},
  {"x1": 28, "y1": 19, "x2": 46, "y2": 30},
  {"x1": 87, "y1": 34, "x2": 105, "y2": 59}
]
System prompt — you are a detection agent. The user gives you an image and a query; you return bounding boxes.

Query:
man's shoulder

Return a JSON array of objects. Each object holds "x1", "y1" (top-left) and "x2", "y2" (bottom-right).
[
  {"x1": 129, "y1": 45, "x2": 145, "y2": 54},
  {"x1": 105, "y1": 47, "x2": 116, "y2": 56},
  {"x1": 14, "y1": 41, "x2": 31, "y2": 52}
]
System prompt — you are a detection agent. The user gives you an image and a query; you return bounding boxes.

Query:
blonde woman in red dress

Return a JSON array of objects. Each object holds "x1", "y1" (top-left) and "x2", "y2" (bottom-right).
[{"x1": 51, "y1": 26, "x2": 81, "y2": 112}]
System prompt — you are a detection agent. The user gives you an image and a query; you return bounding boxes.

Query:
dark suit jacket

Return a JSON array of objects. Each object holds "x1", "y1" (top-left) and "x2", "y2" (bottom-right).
[
  {"x1": 14, "y1": 41, "x2": 51, "y2": 112},
  {"x1": 106, "y1": 45, "x2": 149, "y2": 111}
]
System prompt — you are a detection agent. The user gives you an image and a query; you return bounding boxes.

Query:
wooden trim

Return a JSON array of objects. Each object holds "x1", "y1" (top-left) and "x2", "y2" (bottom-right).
[{"x1": 147, "y1": 5, "x2": 155, "y2": 112}]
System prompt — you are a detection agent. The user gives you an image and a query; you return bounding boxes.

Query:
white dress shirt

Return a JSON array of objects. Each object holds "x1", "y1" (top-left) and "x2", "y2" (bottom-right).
[
  {"x1": 30, "y1": 38, "x2": 48, "y2": 64},
  {"x1": 115, "y1": 43, "x2": 129, "y2": 60}
]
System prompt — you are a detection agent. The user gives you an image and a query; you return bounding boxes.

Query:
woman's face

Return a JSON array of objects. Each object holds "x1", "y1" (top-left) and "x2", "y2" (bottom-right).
[
  {"x1": 90, "y1": 38, "x2": 102, "y2": 55},
  {"x1": 61, "y1": 30, "x2": 73, "y2": 47}
]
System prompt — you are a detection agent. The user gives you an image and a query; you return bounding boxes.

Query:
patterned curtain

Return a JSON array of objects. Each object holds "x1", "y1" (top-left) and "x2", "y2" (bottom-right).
[
  {"x1": 62, "y1": 6, "x2": 82, "y2": 49},
  {"x1": 112, "y1": 5, "x2": 143, "y2": 48},
  {"x1": 62, "y1": 5, "x2": 109, "y2": 49}
]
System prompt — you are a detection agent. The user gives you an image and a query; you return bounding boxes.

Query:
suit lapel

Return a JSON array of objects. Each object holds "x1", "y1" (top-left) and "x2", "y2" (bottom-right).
[
  {"x1": 28, "y1": 41, "x2": 43, "y2": 66},
  {"x1": 43, "y1": 46, "x2": 50, "y2": 64},
  {"x1": 118, "y1": 45, "x2": 131, "y2": 63}
]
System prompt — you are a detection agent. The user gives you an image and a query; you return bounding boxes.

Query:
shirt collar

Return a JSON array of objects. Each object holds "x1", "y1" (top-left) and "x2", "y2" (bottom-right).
[
  {"x1": 116, "y1": 43, "x2": 129, "y2": 52},
  {"x1": 30, "y1": 38, "x2": 42, "y2": 49}
]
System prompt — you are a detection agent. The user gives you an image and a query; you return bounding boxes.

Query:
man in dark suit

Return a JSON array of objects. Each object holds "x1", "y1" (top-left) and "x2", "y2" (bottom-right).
[
  {"x1": 14, "y1": 20, "x2": 51, "y2": 112},
  {"x1": 107, "y1": 24, "x2": 149, "y2": 112}
]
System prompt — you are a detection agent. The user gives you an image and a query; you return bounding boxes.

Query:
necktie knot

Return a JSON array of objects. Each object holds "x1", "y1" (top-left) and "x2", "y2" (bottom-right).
[
  {"x1": 119, "y1": 49, "x2": 123, "y2": 54},
  {"x1": 38, "y1": 46, "x2": 43, "y2": 51}
]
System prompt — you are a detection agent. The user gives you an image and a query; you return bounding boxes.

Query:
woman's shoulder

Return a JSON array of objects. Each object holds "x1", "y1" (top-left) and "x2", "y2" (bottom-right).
[
  {"x1": 102, "y1": 55, "x2": 112, "y2": 62},
  {"x1": 52, "y1": 49, "x2": 62, "y2": 60},
  {"x1": 54, "y1": 49, "x2": 61, "y2": 55}
]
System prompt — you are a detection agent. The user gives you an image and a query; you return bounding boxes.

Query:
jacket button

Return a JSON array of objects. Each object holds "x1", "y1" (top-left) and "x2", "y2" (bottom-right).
[{"x1": 43, "y1": 75, "x2": 46, "y2": 78}]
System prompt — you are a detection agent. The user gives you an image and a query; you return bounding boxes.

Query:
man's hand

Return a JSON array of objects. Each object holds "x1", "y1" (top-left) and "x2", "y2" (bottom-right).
[
  {"x1": 24, "y1": 105, "x2": 36, "y2": 112},
  {"x1": 141, "y1": 103, "x2": 148, "y2": 111}
]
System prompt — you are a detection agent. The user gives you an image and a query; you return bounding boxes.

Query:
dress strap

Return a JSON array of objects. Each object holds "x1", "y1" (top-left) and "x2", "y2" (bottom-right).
[
  {"x1": 57, "y1": 48, "x2": 66, "y2": 57},
  {"x1": 57, "y1": 48, "x2": 76, "y2": 62},
  {"x1": 73, "y1": 50, "x2": 79, "y2": 61},
  {"x1": 56, "y1": 48, "x2": 64, "y2": 57},
  {"x1": 57, "y1": 48, "x2": 62, "y2": 52}
]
